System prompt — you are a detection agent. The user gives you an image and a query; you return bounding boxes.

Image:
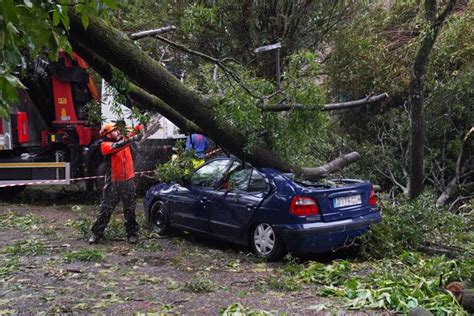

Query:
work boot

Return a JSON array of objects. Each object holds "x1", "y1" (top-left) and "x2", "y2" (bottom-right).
[
  {"x1": 127, "y1": 235, "x2": 138, "y2": 244},
  {"x1": 88, "y1": 234, "x2": 101, "y2": 244}
]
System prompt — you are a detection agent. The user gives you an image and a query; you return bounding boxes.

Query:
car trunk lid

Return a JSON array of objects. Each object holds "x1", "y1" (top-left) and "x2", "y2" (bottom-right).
[{"x1": 295, "y1": 179, "x2": 374, "y2": 222}]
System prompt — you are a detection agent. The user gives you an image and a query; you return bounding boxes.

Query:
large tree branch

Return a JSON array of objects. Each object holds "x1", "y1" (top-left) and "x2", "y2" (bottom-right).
[
  {"x1": 129, "y1": 26, "x2": 177, "y2": 40},
  {"x1": 257, "y1": 93, "x2": 389, "y2": 112},
  {"x1": 296, "y1": 152, "x2": 361, "y2": 179},
  {"x1": 322, "y1": 93, "x2": 389, "y2": 111},
  {"x1": 68, "y1": 13, "x2": 359, "y2": 180},
  {"x1": 71, "y1": 41, "x2": 202, "y2": 134}
]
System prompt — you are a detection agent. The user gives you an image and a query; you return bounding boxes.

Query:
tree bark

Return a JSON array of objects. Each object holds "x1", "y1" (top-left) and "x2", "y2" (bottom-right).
[
  {"x1": 409, "y1": 0, "x2": 458, "y2": 200},
  {"x1": 71, "y1": 41, "x2": 202, "y2": 134},
  {"x1": 297, "y1": 152, "x2": 361, "y2": 179},
  {"x1": 68, "y1": 13, "x2": 360, "y2": 180}
]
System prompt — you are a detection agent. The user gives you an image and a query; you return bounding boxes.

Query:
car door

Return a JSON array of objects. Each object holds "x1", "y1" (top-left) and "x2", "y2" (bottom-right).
[
  {"x1": 169, "y1": 158, "x2": 231, "y2": 233},
  {"x1": 208, "y1": 167, "x2": 268, "y2": 240}
]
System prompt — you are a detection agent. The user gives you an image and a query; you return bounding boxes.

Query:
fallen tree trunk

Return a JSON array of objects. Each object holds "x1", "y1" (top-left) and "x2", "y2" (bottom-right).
[
  {"x1": 71, "y1": 41, "x2": 202, "y2": 134},
  {"x1": 68, "y1": 13, "x2": 360, "y2": 179}
]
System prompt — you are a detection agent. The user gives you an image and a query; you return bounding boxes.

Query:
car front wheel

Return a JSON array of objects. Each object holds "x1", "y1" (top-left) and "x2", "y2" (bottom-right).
[
  {"x1": 251, "y1": 223, "x2": 286, "y2": 261},
  {"x1": 149, "y1": 201, "x2": 172, "y2": 235}
]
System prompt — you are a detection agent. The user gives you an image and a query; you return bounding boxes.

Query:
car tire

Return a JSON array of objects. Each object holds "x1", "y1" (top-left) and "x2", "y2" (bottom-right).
[
  {"x1": 250, "y1": 223, "x2": 286, "y2": 261},
  {"x1": 149, "y1": 201, "x2": 172, "y2": 235}
]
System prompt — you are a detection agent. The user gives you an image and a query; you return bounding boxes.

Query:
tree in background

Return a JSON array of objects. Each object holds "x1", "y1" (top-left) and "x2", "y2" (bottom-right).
[
  {"x1": 112, "y1": 0, "x2": 357, "y2": 80},
  {"x1": 325, "y1": 1, "x2": 472, "y2": 206}
]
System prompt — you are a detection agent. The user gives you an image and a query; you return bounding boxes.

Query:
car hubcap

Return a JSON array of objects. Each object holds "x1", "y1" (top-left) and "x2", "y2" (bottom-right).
[
  {"x1": 254, "y1": 223, "x2": 275, "y2": 255},
  {"x1": 153, "y1": 207, "x2": 165, "y2": 231}
]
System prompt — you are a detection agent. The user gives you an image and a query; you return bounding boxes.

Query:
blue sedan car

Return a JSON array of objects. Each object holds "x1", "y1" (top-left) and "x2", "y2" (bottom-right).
[{"x1": 144, "y1": 157, "x2": 381, "y2": 260}]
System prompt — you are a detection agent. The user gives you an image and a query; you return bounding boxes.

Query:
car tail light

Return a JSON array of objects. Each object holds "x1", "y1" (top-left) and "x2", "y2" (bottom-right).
[
  {"x1": 16, "y1": 112, "x2": 29, "y2": 143},
  {"x1": 369, "y1": 188, "x2": 377, "y2": 206},
  {"x1": 290, "y1": 196, "x2": 320, "y2": 216}
]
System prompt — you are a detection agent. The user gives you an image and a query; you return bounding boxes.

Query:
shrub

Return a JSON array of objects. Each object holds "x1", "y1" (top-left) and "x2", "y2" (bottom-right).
[{"x1": 359, "y1": 192, "x2": 472, "y2": 259}]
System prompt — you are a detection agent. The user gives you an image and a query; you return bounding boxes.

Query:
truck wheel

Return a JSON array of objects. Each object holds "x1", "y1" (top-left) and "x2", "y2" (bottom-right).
[
  {"x1": 149, "y1": 201, "x2": 172, "y2": 235},
  {"x1": 0, "y1": 186, "x2": 26, "y2": 201},
  {"x1": 250, "y1": 223, "x2": 286, "y2": 261}
]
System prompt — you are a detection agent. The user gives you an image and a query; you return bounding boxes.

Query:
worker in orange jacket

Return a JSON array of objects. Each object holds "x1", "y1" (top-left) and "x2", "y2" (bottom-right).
[{"x1": 89, "y1": 122, "x2": 143, "y2": 244}]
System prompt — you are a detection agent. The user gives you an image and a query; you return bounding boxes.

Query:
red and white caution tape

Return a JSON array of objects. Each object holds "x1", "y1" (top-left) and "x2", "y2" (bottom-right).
[
  {"x1": 0, "y1": 148, "x2": 223, "y2": 189},
  {"x1": 204, "y1": 148, "x2": 222, "y2": 158},
  {"x1": 0, "y1": 170, "x2": 156, "y2": 188}
]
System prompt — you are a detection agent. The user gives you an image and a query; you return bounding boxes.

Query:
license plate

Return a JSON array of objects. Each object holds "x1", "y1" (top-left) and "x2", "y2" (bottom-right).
[{"x1": 333, "y1": 194, "x2": 362, "y2": 208}]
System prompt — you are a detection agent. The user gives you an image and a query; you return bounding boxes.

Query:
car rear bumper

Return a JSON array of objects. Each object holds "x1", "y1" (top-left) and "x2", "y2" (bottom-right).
[{"x1": 277, "y1": 211, "x2": 382, "y2": 254}]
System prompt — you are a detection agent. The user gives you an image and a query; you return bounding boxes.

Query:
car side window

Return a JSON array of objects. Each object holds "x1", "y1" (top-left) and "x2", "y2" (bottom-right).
[
  {"x1": 190, "y1": 159, "x2": 229, "y2": 187},
  {"x1": 248, "y1": 170, "x2": 268, "y2": 192},
  {"x1": 227, "y1": 168, "x2": 252, "y2": 191}
]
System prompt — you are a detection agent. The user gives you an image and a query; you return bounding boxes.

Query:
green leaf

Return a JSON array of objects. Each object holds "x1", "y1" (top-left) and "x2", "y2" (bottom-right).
[
  {"x1": 2, "y1": 0, "x2": 19, "y2": 24},
  {"x1": 102, "y1": 0, "x2": 118, "y2": 9},
  {"x1": 6, "y1": 22, "x2": 19, "y2": 36},
  {"x1": 81, "y1": 12, "x2": 90, "y2": 29},
  {"x1": 52, "y1": 10, "x2": 60, "y2": 26},
  {"x1": 1, "y1": 80, "x2": 19, "y2": 103},
  {"x1": 60, "y1": 11, "x2": 70, "y2": 29},
  {"x1": 4, "y1": 74, "x2": 25, "y2": 89},
  {"x1": 0, "y1": 106, "x2": 9, "y2": 119}
]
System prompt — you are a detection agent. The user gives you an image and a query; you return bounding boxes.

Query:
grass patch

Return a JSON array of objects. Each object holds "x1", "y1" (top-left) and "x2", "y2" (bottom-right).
[
  {"x1": 267, "y1": 276, "x2": 303, "y2": 292},
  {"x1": 63, "y1": 249, "x2": 104, "y2": 263},
  {"x1": 3, "y1": 238, "x2": 45, "y2": 256},
  {"x1": 67, "y1": 216, "x2": 92, "y2": 238},
  {"x1": 220, "y1": 303, "x2": 272, "y2": 315},
  {"x1": 0, "y1": 257, "x2": 20, "y2": 276},
  {"x1": 69, "y1": 213, "x2": 148, "y2": 241},
  {"x1": 138, "y1": 240, "x2": 163, "y2": 252},
  {"x1": 40, "y1": 225, "x2": 60, "y2": 239},
  {"x1": 0, "y1": 211, "x2": 42, "y2": 230},
  {"x1": 181, "y1": 273, "x2": 213, "y2": 293}
]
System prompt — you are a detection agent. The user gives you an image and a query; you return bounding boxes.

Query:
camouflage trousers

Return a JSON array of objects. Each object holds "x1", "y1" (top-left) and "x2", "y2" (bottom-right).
[{"x1": 91, "y1": 178, "x2": 138, "y2": 238}]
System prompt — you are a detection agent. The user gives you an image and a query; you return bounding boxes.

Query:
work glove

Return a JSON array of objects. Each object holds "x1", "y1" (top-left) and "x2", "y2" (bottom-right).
[{"x1": 129, "y1": 133, "x2": 143, "y2": 142}]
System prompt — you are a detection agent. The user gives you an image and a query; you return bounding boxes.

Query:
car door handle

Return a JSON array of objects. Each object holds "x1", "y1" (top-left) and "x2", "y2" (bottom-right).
[
  {"x1": 200, "y1": 197, "x2": 208, "y2": 204},
  {"x1": 246, "y1": 204, "x2": 256, "y2": 211}
]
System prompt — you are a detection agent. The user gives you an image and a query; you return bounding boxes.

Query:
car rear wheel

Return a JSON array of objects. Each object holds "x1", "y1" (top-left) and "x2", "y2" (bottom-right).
[
  {"x1": 149, "y1": 201, "x2": 172, "y2": 235},
  {"x1": 251, "y1": 223, "x2": 286, "y2": 261}
]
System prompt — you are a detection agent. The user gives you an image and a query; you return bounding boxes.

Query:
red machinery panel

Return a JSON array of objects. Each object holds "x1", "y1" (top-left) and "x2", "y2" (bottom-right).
[
  {"x1": 52, "y1": 65, "x2": 78, "y2": 124},
  {"x1": 16, "y1": 112, "x2": 29, "y2": 143},
  {"x1": 75, "y1": 125, "x2": 100, "y2": 146}
]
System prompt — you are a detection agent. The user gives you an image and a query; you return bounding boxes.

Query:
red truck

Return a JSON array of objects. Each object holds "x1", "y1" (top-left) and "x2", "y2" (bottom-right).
[{"x1": 0, "y1": 52, "x2": 102, "y2": 198}]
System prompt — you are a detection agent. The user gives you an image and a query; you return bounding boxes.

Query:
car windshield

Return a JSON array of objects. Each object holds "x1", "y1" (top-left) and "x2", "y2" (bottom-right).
[{"x1": 190, "y1": 159, "x2": 230, "y2": 187}]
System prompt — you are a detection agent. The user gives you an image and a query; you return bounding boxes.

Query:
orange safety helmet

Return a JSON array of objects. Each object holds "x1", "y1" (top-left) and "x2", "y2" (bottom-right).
[{"x1": 99, "y1": 122, "x2": 117, "y2": 137}]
